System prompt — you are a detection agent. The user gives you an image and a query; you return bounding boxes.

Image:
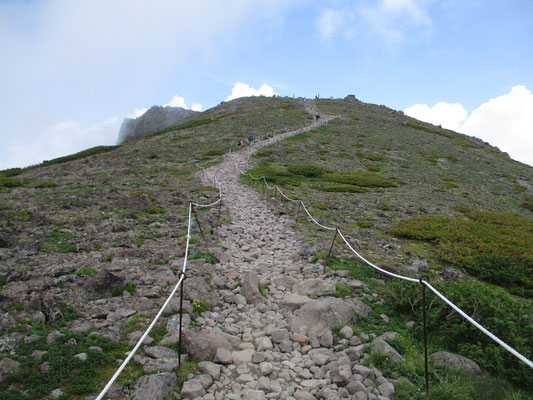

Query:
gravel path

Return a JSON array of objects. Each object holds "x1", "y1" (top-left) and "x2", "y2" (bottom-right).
[{"x1": 175, "y1": 100, "x2": 395, "y2": 400}]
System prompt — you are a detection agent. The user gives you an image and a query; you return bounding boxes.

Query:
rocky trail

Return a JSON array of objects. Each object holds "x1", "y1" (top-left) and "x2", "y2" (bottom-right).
[{"x1": 170, "y1": 101, "x2": 397, "y2": 400}]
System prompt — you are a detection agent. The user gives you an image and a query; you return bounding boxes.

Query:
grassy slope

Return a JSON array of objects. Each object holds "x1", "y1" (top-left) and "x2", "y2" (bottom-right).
[
  {"x1": 0, "y1": 97, "x2": 309, "y2": 399},
  {"x1": 241, "y1": 97, "x2": 533, "y2": 398}
]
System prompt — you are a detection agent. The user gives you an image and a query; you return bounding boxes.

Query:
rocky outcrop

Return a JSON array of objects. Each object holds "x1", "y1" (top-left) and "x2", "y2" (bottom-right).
[
  {"x1": 117, "y1": 106, "x2": 197, "y2": 143},
  {"x1": 429, "y1": 351, "x2": 482, "y2": 375}
]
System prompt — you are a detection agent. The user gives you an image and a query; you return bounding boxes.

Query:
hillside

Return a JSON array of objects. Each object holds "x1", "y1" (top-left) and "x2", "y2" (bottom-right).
[{"x1": 0, "y1": 96, "x2": 532, "y2": 400}]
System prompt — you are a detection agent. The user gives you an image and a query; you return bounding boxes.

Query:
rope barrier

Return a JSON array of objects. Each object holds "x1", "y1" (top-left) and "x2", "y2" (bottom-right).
[
  {"x1": 96, "y1": 172, "x2": 222, "y2": 399},
  {"x1": 239, "y1": 165, "x2": 533, "y2": 371}
]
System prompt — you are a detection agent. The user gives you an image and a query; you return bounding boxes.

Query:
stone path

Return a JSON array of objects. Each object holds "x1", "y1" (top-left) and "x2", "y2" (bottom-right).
[{"x1": 175, "y1": 100, "x2": 396, "y2": 400}]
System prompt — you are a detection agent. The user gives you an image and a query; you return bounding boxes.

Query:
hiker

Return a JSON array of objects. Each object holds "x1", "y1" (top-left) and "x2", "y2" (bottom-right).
[
  {"x1": 248, "y1": 135, "x2": 254, "y2": 147},
  {"x1": 240, "y1": 137, "x2": 244, "y2": 147}
]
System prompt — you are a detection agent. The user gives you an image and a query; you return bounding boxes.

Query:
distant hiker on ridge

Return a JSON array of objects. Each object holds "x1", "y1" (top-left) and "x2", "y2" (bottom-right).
[
  {"x1": 249, "y1": 135, "x2": 254, "y2": 147},
  {"x1": 240, "y1": 137, "x2": 244, "y2": 147}
]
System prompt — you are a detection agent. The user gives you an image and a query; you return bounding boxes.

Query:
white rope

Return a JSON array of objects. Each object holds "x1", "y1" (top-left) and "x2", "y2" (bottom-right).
[
  {"x1": 96, "y1": 203, "x2": 194, "y2": 400},
  {"x1": 275, "y1": 186, "x2": 300, "y2": 203},
  {"x1": 263, "y1": 176, "x2": 275, "y2": 190},
  {"x1": 299, "y1": 201, "x2": 337, "y2": 231},
  {"x1": 337, "y1": 230, "x2": 419, "y2": 283},
  {"x1": 421, "y1": 280, "x2": 533, "y2": 368}
]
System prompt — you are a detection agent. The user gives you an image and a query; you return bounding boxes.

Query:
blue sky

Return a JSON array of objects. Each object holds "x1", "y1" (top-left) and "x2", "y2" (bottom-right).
[{"x1": 1, "y1": 0, "x2": 532, "y2": 169}]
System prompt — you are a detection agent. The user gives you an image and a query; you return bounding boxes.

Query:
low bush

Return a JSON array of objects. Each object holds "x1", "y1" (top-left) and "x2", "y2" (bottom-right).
[
  {"x1": 381, "y1": 278, "x2": 533, "y2": 388},
  {"x1": 40, "y1": 231, "x2": 77, "y2": 253},
  {"x1": 324, "y1": 171, "x2": 396, "y2": 188},
  {"x1": 287, "y1": 164, "x2": 327, "y2": 177},
  {"x1": 392, "y1": 208, "x2": 533, "y2": 297},
  {"x1": 315, "y1": 184, "x2": 367, "y2": 193}
]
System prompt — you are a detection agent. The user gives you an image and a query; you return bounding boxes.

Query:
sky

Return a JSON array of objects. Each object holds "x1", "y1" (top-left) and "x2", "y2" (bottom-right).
[{"x1": 1, "y1": 0, "x2": 532, "y2": 169}]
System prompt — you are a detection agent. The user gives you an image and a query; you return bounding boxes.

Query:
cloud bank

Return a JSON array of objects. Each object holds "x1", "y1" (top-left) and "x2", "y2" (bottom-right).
[
  {"x1": 404, "y1": 85, "x2": 533, "y2": 165},
  {"x1": 226, "y1": 83, "x2": 276, "y2": 101},
  {"x1": 317, "y1": 0, "x2": 432, "y2": 46}
]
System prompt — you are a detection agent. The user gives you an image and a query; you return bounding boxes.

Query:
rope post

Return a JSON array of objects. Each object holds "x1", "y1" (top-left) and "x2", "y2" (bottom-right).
[
  {"x1": 295, "y1": 201, "x2": 301, "y2": 226},
  {"x1": 178, "y1": 272, "x2": 186, "y2": 369},
  {"x1": 419, "y1": 275, "x2": 430, "y2": 399},
  {"x1": 191, "y1": 204, "x2": 211, "y2": 253},
  {"x1": 325, "y1": 228, "x2": 339, "y2": 267},
  {"x1": 218, "y1": 198, "x2": 222, "y2": 224}
]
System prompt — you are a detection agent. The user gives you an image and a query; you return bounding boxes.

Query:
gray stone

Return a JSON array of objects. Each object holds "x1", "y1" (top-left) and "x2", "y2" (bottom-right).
[
  {"x1": 271, "y1": 328, "x2": 290, "y2": 343},
  {"x1": 0, "y1": 357, "x2": 20, "y2": 383},
  {"x1": 213, "y1": 348, "x2": 233, "y2": 364},
  {"x1": 180, "y1": 378, "x2": 206, "y2": 399},
  {"x1": 129, "y1": 372, "x2": 177, "y2": 400},
  {"x1": 346, "y1": 381, "x2": 367, "y2": 394},
  {"x1": 197, "y1": 361, "x2": 221, "y2": 380},
  {"x1": 256, "y1": 337, "x2": 273, "y2": 351},
  {"x1": 185, "y1": 276, "x2": 220, "y2": 305},
  {"x1": 320, "y1": 330, "x2": 333, "y2": 348},
  {"x1": 370, "y1": 338, "x2": 405, "y2": 363},
  {"x1": 308, "y1": 348, "x2": 334, "y2": 366},
  {"x1": 183, "y1": 330, "x2": 232, "y2": 360},
  {"x1": 339, "y1": 326, "x2": 354, "y2": 339},
  {"x1": 142, "y1": 358, "x2": 180, "y2": 373},
  {"x1": 330, "y1": 364, "x2": 353, "y2": 387},
  {"x1": 75, "y1": 353, "x2": 87, "y2": 361},
  {"x1": 293, "y1": 279, "x2": 335, "y2": 297},
  {"x1": 353, "y1": 391, "x2": 369, "y2": 400},
  {"x1": 429, "y1": 351, "x2": 482, "y2": 375},
  {"x1": 232, "y1": 349, "x2": 255, "y2": 364},
  {"x1": 241, "y1": 271, "x2": 266, "y2": 304},
  {"x1": 290, "y1": 297, "x2": 359, "y2": 336},
  {"x1": 378, "y1": 382, "x2": 395, "y2": 397},
  {"x1": 197, "y1": 373, "x2": 213, "y2": 389},
  {"x1": 294, "y1": 391, "x2": 317, "y2": 400},
  {"x1": 46, "y1": 330, "x2": 65, "y2": 343},
  {"x1": 50, "y1": 389, "x2": 64, "y2": 399},
  {"x1": 279, "y1": 293, "x2": 311, "y2": 311},
  {"x1": 234, "y1": 294, "x2": 247, "y2": 305},
  {"x1": 259, "y1": 361, "x2": 273, "y2": 375},
  {"x1": 144, "y1": 346, "x2": 178, "y2": 359}
]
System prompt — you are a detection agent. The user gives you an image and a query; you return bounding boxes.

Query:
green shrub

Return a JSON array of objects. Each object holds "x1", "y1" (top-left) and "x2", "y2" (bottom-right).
[
  {"x1": 0, "y1": 176, "x2": 23, "y2": 189},
  {"x1": 0, "y1": 167, "x2": 23, "y2": 177},
  {"x1": 324, "y1": 171, "x2": 396, "y2": 188},
  {"x1": 287, "y1": 164, "x2": 327, "y2": 177},
  {"x1": 40, "y1": 231, "x2": 77, "y2": 253},
  {"x1": 203, "y1": 149, "x2": 225, "y2": 157},
  {"x1": 74, "y1": 266, "x2": 98, "y2": 277},
  {"x1": 188, "y1": 252, "x2": 219, "y2": 264},
  {"x1": 382, "y1": 278, "x2": 533, "y2": 388},
  {"x1": 315, "y1": 184, "x2": 367, "y2": 193},
  {"x1": 147, "y1": 206, "x2": 165, "y2": 214},
  {"x1": 333, "y1": 283, "x2": 353, "y2": 298},
  {"x1": 112, "y1": 283, "x2": 136, "y2": 296},
  {"x1": 523, "y1": 196, "x2": 533, "y2": 212},
  {"x1": 35, "y1": 181, "x2": 59, "y2": 188},
  {"x1": 40, "y1": 145, "x2": 118, "y2": 167},
  {"x1": 392, "y1": 208, "x2": 533, "y2": 297},
  {"x1": 192, "y1": 300, "x2": 212, "y2": 316}
]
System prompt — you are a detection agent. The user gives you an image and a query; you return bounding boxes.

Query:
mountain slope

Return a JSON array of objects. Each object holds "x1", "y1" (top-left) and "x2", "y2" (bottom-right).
[{"x1": 0, "y1": 96, "x2": 531, "y2": 399}]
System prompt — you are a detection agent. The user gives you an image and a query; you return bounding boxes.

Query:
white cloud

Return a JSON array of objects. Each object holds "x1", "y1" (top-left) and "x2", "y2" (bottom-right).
[
  {"x1": 0, "y1": 0, "x2": 298, "y2": 169},
  {"x1": 318, "y1": 0, "x2": 432, "y2": 46},
  {"x1": 2, "y1": 118, "x2": 120, "y2": 170},
  {"x1": 163, "y1": 95, "x2": 203, "y2": 111},
  {"x1": 461, "y1": 85, "x2": 533, "y2": 165},
  {"x1": 403, "y1": 102, "x2": 468, "y2": 131},
  {"x1": 403, "y1": 85, "x2": 533, "y2": 166},
  {"x1": 318, "y1": 9, "x2": 345, "y2": 40},
  {"x1": 226, "y1": 83, "x2": 276, "y2": 101}
]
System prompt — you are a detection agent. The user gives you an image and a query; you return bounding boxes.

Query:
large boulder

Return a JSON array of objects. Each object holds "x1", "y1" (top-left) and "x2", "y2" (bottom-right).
[
  {"x1": 84, "y1": 270, "x2": 123, "y2": 297},
  {"x1": 370, "y1": 337, "x2": 405, "y2": 363},
  {"x1": 429, "y1": 351, "x2": 482, "y2": 375},
  {"x1": 183, "y1": 330, "x2": 232, "y2": 360},
  {"x1": 184, "y1": 277, "x2": 220, "y2": 305},
  {"x1": 241, "y1": 271, "x2": 266, "y2": 304},
  {"x1": 129, "y1": 372, "x2": 177, "y2": 400},
  {"x1": 290, "y1": 297, "x2": 360, "y2": 336},
  {"x1": 293, "y1": 279, "x2": 336, "y2": 297}
]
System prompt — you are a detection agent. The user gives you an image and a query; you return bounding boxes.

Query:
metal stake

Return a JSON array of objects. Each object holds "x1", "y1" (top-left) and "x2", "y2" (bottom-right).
[
  {"x1": 325, "y1": 228, "x2": 339, "y2": 267},
  {"x1": 178, "y1": 273, "x2": 186, "y2": 369},
  {"x1": 420, "y1": 276, "x2": 430, "y2": 399},
  {"x1": 191, "y1": 204, "x2": 211, "y2": 253},
  {"x1": 295, "y1": 201, "x2": 301, "y2": 226}
]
